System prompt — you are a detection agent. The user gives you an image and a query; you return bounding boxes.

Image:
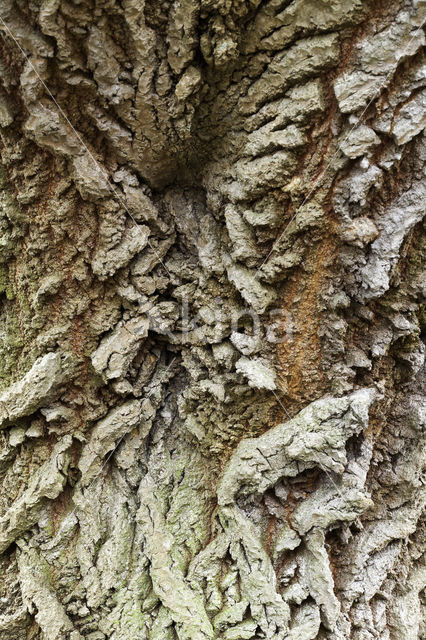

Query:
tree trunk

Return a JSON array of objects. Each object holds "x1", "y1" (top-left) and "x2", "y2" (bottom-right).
[{"x1": 0, "y1": 0, "x2": 425, "y2": 638}]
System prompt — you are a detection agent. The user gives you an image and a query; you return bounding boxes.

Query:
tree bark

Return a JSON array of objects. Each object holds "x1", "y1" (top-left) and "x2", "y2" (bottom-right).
[{"x1": 0, "y1": 0, "x2": 425, "y2": 639}]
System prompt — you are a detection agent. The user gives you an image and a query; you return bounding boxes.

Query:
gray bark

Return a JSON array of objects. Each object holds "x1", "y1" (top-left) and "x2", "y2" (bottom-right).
[{"x1": 0, "y1": 0, "x2": 425, "y2": 639}]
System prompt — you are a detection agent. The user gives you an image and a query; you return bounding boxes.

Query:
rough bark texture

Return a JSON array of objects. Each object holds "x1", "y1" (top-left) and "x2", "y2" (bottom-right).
[{"x1": 0, "y1": 0, "x2": 425, "y2": 639}]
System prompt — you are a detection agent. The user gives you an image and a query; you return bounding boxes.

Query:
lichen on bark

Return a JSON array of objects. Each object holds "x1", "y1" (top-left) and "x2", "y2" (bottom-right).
[{"x1": 0, "y1": 0, "x2": 425, "y2": 639}]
